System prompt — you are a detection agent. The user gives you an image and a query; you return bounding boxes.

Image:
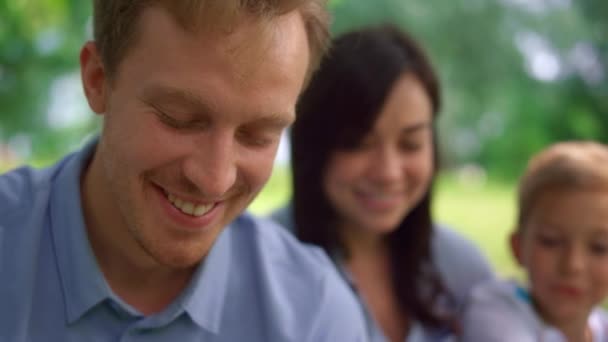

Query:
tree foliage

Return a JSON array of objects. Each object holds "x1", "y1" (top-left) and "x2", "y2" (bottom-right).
[
  {"x1": 0, "y1": 0, "x2": 605, "y2": 179},
  {"x1": 330, "y1": 0, "x2": 607, "y2": 179},
  {"x1": 0, "y1": 0, "x2": 91, "y2": 160}
]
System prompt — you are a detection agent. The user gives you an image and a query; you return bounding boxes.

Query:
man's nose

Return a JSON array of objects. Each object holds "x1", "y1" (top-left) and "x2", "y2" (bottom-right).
[{"x1": 182, "y1": 131, "x2": 238, "y2": 199}]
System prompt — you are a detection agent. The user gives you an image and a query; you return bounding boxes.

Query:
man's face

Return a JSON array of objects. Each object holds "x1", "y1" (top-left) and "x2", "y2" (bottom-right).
[{"x1": 82, "y1": 7, "x2": 309, "y2": 268}]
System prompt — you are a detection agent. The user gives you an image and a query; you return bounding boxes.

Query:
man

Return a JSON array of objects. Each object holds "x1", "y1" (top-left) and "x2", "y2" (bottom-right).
[{"x1": 0, "y1": 1, "x2": 368, "y2": 341}]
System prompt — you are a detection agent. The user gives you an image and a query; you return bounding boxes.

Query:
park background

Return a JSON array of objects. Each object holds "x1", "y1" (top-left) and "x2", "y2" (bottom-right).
[{"x1": 0, "y1": 0, "x2": 606, "y2": 278}]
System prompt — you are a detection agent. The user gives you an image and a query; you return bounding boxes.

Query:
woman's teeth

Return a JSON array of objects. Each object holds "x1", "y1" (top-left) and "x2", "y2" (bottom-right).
[{"x1": 167, "y1": 193, "x2": 213, "y2": 217}]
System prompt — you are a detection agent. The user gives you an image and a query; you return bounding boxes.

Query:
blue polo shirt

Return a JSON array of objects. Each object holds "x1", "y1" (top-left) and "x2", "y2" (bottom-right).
[{"x1": 0, "y1": 141, "x2": 368, "y2": 342}]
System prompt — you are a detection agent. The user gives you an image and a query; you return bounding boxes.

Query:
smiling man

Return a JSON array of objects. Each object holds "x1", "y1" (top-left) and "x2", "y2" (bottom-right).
[{"x1": 0, "y1": 1, "x2": 368, "y2": 341}]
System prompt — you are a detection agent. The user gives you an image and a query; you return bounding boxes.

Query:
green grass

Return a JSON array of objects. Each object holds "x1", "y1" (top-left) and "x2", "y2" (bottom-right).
[
  {"x1": 0, "y1": 158, "x2": 55, "y2": 173},
  {"x1": 249, "y1": 165, "x2": 293, "y2": 214},
  {"x1": 0, "y1": 163, "x2": 18, "y2": 173},
  {"x1": 433, "y1": 173, "x2": 520, "y2": 278},
  {"x1": 250, "y1": 166, "x2": 521, "y2": 277}
]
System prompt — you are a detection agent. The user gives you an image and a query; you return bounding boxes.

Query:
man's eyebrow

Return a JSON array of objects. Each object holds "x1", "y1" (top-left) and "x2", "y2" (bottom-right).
[
  {"x1": 141, "y1": 84, "x2": 294, "y2": 126},
  {"x1": 243, "y1": 112, "x2": 295, "y2": 130},
  {"x1": 140, "y1": 85, "x2": 215, "y2": 113}
]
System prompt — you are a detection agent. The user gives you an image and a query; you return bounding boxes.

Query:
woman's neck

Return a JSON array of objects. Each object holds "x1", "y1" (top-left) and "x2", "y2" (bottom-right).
[
  {"x1": 340, "y1": 223, "x2": 409, "y2": 342},
  {"x1": 338, "y1": 223, "x2": 387, "y2": 260}
]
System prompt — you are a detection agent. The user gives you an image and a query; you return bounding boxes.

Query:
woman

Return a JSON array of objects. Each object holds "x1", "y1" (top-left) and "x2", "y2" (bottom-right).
[{"x1": 271, "y1": 25, "x2": 494, "y2": 341}]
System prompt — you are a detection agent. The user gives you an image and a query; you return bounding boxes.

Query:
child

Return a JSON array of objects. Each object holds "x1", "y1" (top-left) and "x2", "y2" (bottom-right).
[{"x1": 462, "y1": 141, "x2": 608, "y2": 341}]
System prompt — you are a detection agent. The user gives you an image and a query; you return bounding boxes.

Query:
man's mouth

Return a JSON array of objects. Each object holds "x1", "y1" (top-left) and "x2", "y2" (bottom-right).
[{"x1": 166, "y1": 192, "x2": 215, "y2": 217}]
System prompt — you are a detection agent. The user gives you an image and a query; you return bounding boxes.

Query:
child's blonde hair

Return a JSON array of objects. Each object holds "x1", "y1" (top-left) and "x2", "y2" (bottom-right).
[{"x1": 517, "y1": 141, "x2": 608, "y2": 231}]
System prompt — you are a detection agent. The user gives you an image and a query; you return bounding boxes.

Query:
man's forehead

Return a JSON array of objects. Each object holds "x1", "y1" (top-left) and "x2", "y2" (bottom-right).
[
  {"x1": 135, "y1": 6, "x2": 307, "y2": 81},
  {"x1": 125, "y1": 6, "x2": 307, "y2": 125},
  {"x1": 218, "y1": 12, "x2": 308, "y2": 83}
]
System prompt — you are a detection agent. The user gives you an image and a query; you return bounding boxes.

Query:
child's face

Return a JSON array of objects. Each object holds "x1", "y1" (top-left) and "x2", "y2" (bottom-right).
[{"x1": 512, "y1": 187, "x2": 608, "y2": 325}]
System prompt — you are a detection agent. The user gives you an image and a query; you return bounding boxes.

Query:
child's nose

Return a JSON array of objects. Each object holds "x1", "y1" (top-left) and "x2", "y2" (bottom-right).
[{"x1": 561, "y1": 245, "x2": 586, "y2": 274}]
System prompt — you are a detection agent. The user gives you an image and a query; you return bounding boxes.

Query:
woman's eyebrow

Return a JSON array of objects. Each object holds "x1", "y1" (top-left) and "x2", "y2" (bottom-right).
[{"x1": 401, "y1": 122, "x2": 431, "y2": 134}]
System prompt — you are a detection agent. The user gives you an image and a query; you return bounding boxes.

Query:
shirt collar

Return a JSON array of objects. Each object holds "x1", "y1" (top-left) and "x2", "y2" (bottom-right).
[
  {"x1": 50, "y1": 138, "x2": 233, "y2": 332},
  {"x1": 50, "y1": 138, "x2": 112, "y2": 324},
  {"x1": 182, "y1": 220, "x2": 232, "y2": 334}
]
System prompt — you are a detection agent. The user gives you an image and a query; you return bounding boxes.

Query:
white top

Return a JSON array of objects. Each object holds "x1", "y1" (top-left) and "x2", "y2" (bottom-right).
[{"x1": 462, "y1": 278, "x2": 608, "y2": 342}]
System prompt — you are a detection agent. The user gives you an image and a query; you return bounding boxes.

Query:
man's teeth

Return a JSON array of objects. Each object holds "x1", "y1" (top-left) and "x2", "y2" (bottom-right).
[{"x1": 167, "y1": 193, "x2": 213, "y2": 217}]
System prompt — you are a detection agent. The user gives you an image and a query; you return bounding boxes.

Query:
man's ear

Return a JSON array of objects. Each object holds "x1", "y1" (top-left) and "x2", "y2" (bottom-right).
[
  {"x1": 510, "y1": 231, "x2": 525, "y2": 267},
  {"x1": 80, "y1": 41, "x2": 107, "y2": 114}
]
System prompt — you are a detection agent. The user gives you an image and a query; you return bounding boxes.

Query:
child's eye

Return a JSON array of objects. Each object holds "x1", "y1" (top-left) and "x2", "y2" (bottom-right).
[
  {"x1": 589, "y1": 243, "x2": 608, "y2": 256},
  {"x1": 536, "y1": 235, "x2": 562, "y2": 248}
]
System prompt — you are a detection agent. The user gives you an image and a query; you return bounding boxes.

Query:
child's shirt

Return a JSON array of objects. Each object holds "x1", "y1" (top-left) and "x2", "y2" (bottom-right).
[{"x1": 462, "y1": 278, "x2": 608, "y2": 341}]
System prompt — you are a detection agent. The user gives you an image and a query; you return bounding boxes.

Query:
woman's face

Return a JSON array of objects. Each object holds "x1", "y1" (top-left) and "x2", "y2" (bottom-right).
[{"x1": 324, "y1": 73, "x2": 435, "y2": 237}]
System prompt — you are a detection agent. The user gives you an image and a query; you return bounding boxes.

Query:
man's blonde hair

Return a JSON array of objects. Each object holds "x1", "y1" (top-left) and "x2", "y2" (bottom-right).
[
  {"x1": 93, "y1": 0, "x2": 329, "y2": 79},
  {"x1": 517, "y1": 141, "x2": 608, "y2": 231}
]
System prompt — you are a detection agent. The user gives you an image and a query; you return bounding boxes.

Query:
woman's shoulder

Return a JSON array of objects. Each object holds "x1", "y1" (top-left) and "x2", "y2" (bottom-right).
[
  {"x1": 462, "y1": 279, "x2": 540, "y2": 342},
  {"x1": 431, "y1": 224, "x2": 483, "y2": 254},
  {"x1": 430, "y1": 224, "x2": 495, "y2": 305},
  {"x1": 431, "y1": 224, "x2": 493, "y2": 273}
]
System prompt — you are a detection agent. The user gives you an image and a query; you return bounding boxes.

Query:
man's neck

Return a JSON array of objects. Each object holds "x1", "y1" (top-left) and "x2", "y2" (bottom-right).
[
  {"x1": 80, "y1": 148, "x2": 196, "y2": 315},
  {"x1": 96, "y1": 256, "x2": 195, "y2": 315}
]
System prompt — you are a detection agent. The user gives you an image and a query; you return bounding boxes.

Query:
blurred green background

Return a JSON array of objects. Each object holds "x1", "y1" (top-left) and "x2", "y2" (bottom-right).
[{"x1": 1, "y1": 0, "x2": 606, "y2": 277}]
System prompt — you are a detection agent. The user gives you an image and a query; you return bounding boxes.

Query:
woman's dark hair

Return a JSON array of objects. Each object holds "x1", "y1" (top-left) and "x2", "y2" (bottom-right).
[{"x1": 291, "y1": 24, "x2": 454, "y2": 330}]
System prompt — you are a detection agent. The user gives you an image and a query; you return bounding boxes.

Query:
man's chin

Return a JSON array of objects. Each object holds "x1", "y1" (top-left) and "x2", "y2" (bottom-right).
[{"x1": 152, "y1": 249, "x2": 207, "y2": 269}]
